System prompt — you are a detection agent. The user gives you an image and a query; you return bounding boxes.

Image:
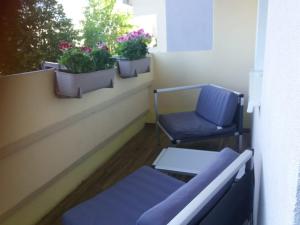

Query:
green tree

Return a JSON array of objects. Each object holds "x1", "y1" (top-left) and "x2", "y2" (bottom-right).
[
  {"x1": 82, "y1": 0, "x2": 132, "y2": 53},
  {"x1": 0, "y1": 0, "x2": 22, "y2": 75},
  {"x1": 0, "y1": 0, "x2": 78, "y2": 75}
]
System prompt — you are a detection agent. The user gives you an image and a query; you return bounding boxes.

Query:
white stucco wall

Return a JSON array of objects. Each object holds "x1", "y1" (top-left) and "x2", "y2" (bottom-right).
[
  {"x1": 252, "y1": 1, "x2": 300, "y2": 225},
  {"x1": 131, "y1": 0, "x2": 167, "y2": 52}
]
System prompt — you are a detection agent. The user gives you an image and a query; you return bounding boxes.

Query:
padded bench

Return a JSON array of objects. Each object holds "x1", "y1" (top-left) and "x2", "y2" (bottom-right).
[{"x1": 62, "y1": 148, "x2": 253, "y2": 225}]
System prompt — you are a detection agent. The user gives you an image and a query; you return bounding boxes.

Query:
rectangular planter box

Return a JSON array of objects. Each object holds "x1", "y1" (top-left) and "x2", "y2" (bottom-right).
[
  {"x1": 55, "y1": 68, "x2": 116, "y2": 98},
  {"x1": 117, "y1": 57, "x2": 150, "y2": 78}
]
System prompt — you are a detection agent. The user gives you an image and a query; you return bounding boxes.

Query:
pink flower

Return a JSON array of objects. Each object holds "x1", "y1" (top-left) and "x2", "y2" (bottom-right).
[
  {"x1": 117, "y1": 29, "x2": 152, "y2": 43},
  {"x1": 80, "y1": 46, "x2": 92, "y2": 53},
  {"x1": 97, "y1": 42, "x2": 109, "y2": 51},
  {"x1": 144, "y1": 33, "x2": 152, "y2": 40},
  {"x1": 137, "y1": 29, "x2": 145, "y2": 35},
  {"x1": 117, "y1": 36, "x2": 125, "y2": 43},
  {"x1": 58, "y1": 41, "x2": 72, "y2": 51},
  {"x1": 132, "y1": 31, "x2": 139, "y2": 37},
  {"x1": 117, "y1": 35, "x2": 129, "y2": 43}
]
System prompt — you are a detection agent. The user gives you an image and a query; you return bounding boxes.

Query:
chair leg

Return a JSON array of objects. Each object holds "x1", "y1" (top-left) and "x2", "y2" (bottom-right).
[
  {"x1": 237, "y1": 134, "x2": 243, "y2": 152},
  {"x1": 218, "y1": 137, "x2": 225, "y2": 149},
  {"x1": 242, "y1": 220, "x2": 252, "y2": 225},
  {"x1": 235, "y1": 134, "x2": 240, "y2": 152},
  {"x1": 165, "y1": 139, "x2": 178, "y2": 148},
  {"x1": 170, "y1": 141, "x2": 177, "y2": 147},
  {"x1": 155, "y1": 123, "x2": 161, "y2": 146}
]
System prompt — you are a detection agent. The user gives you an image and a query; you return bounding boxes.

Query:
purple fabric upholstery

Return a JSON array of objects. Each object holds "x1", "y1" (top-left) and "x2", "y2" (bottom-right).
[
  {"x1": 196, "y1": 85, "x2": 239, "y2": 126},
  {"x1": 159, "y1": 111, "x2": 236, "y2": 141},
  {"x1": 63, "y1": 148, "x2": 239, "y2": 225},
  {"x1": 62, "y1": 166, "x2": 184, "y2": 225},
  {"x1": 137, "y1": 148, "x2": 239, "y2": 225}
]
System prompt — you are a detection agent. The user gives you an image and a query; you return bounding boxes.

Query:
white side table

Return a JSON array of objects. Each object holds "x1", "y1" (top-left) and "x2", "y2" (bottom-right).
[
  {"x1": 153, "y1": 147, "x2": 219, "y2": 175},
  {"x1": 153, "y1": 147, "x2": 245, "y2": 178}
]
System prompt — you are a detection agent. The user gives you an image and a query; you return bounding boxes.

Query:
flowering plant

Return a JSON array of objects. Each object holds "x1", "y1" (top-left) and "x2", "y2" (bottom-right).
[
  {"x1": 116, "y1": 29, "x2": 152, "y2": 60},
  {"x1": 58, "y1": 41, "x2": 114, "y2": 74}
]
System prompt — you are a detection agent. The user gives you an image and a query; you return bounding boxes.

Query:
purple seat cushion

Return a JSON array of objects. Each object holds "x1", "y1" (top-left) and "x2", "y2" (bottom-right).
[
  {"x1": 137, "y1": 148, "x2": 239, "y2": 225},
  {"x1": 62, "y1": 166, "x2": 184, "y2": 225},
  {"x1": 159, "y1": 111, "x2": 236, "y2": 141},
  {"x1": 196, "y1": 85, "x2": 239, "y2": 127}
]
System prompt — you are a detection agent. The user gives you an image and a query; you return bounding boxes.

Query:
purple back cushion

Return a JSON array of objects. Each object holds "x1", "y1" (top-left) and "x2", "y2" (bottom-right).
[
  {"x1": 136, "y1": 148, "x2": 238, "y2": 225},
  {"x1": 196, "y1": 86, "x2": 239, "y2": 127}
]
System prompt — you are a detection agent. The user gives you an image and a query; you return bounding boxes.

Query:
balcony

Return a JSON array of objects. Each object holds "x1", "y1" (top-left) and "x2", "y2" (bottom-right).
[{"x1": 1, "y1": 0, "x2": 300, "y2": 225}]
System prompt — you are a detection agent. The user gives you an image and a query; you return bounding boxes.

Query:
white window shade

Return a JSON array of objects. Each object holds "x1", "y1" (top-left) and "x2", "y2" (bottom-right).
[{"x1": 165, "y1": 0, "x2": 213, "y2": 52}]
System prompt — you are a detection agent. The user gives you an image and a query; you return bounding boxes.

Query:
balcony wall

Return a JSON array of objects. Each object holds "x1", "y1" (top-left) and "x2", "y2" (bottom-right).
[
  {"x1": 0, "y1": 0, "x2": 257, "y2": 224},
  {"x1": 252, "y1": 1, "x2": 300, "y2": 224},
  {"x1": 132, "y1": 0, "x2": 257, "y2": 126},
  {"x1": 0, "y1": 69, "x2": 153, "y2": 225}
]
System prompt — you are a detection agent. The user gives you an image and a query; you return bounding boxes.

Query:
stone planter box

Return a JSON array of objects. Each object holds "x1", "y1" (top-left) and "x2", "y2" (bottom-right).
[
  {"x1": 55, "y1": 68, "x2": 116, "y2": 98},
  {"x1": 117, "y1": 57, "x2": 150, "y2": 78}
]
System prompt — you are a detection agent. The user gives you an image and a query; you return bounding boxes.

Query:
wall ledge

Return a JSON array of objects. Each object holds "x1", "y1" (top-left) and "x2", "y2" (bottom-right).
[{"x1": 0, "y1": 72, "x2": 153, "y2": 159}]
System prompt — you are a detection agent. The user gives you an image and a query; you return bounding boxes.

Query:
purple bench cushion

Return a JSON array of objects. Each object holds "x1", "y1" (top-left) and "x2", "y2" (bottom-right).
[
  {"x1": 159, "y1": 111, "x2": 236, "y2": 141},
  {"x1": 62, "y1": 166, "x2": 184, "y2": 225},
  {"x1": 196, "y1": 85, "x2": 239, "y2": 127},
  {"x1": 137, "y1": 148, "x2": 239, "y2": 225}
]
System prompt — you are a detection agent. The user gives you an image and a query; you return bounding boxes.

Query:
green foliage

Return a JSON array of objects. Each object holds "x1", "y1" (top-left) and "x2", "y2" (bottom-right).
[
  {"x1": 58, "y1": 46, "x2": 115, "y2": 74},
  {"x1": 0, "y1": 0, "x2": 78, "y2": 75},
  {"x1": 116, "y1": 29, "x2": 152, "y2": 60},
  {"x1": 90, "y1": 48, "x2": 115, "y2": 70},
  {"x1": 117, "y1": 39, "x2": 148, "y2": 60},
  {"x1": 59, "y1": 48, "x2": 93, "y2": 74},
  {"x1": 82, "y1": 0, "x2": 132, "y2": 54}
]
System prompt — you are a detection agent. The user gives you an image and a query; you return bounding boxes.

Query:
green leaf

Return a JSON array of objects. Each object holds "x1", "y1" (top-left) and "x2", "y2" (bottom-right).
[
  {"x1": 82, "y1": 0, "x2": 132, "y2": 54},
  {"x1": 0, "y1": 0, "x2": 79, "y2": 75}
]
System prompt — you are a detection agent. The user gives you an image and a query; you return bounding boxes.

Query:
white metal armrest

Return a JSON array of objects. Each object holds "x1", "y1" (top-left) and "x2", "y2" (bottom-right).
[
  {"x1": 167, "y1": 149, "x2": 253, "y2": 225},
  {"x1": 154, "y1": 84, "x2": 242, "y2": 96},
  {"x1": 154, "y1": 84, "x2": 208, "y2": 94}
]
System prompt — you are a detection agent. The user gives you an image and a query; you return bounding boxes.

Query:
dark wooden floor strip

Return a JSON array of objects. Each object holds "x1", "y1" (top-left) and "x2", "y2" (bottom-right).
[{"x1": 36, "y1": 124, "x2": 250, "y2": 225}]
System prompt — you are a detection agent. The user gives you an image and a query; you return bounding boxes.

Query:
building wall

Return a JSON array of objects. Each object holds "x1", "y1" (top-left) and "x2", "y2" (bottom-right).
[
  {"x1": 251, "y1": 0, "x2": 300, "y2": 225},
  {"x1": 250, "y1": 1, "x2": 268, "y2": 224},
  {"x1": 0, "y1": 69, "x2": 153, "y2": 225},
  {"x1": 132, "y1": 0, "x2": 257, "y2": 127},
  {"x1": 131, "y1": 0, "x2": 167, "y2": 52}
]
